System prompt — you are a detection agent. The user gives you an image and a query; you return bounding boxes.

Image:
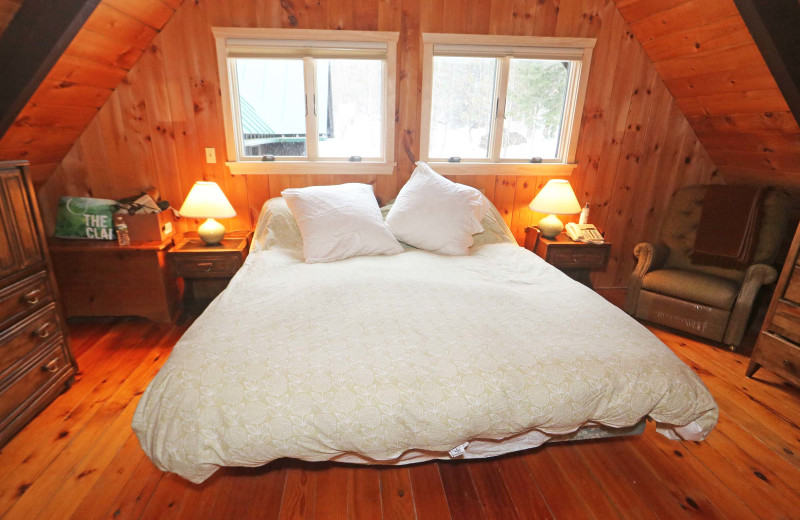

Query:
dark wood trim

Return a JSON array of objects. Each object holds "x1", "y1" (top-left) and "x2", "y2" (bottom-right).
[
  {"x1": 733, "y1": 0, "x2": 800, "y2": 125},
  {"x1": 0, "y1": 0, "x2": 102, "y2": 138}
]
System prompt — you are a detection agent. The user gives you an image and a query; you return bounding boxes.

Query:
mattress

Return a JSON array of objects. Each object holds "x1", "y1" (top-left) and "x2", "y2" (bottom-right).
[{"x1": 132, "y1": 200, "x2": 718, "y2": 483}]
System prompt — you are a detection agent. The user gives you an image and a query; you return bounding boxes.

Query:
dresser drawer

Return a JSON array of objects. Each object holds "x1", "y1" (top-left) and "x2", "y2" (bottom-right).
[
  {"x1": 0, "y1": 304, "x2": 60, "y2": 381},
  {"x1": 769, "y1": 300, "x2": 800, "y2": 344},
  {"x1": 547, "y1": 247, "x2": 609, "y2": 269},
  {"x1": 0, "y1": 342, "x2": 70, "y2": 427},
  {"x1": 172, "y1": 254, "x2": 241, "y2": 278},
  {"x1": 0, "y1": 272, "x2": 52, "y2": 328},
  {"x1": 783, "y1": 265, "x2": 800, "y2": 304},
  {"x1": 753, "y1": 331, "x2": 800, "y2": 386}
]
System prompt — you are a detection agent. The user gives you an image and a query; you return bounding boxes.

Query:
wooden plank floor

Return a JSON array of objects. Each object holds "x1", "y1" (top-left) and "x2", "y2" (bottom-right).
[{"x1": 1, "y1": 291, "x2": 800, "y2": 519}]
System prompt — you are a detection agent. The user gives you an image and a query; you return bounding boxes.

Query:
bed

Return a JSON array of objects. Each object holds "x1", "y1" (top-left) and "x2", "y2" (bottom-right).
[{"x1": 132, "y1": 197, "x2": 718, "y2": 484}]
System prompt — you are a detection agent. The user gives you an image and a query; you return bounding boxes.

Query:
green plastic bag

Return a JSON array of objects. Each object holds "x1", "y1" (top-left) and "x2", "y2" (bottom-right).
[{"x1": 54, "y1": 197, "x2": 117, "y2": 240}]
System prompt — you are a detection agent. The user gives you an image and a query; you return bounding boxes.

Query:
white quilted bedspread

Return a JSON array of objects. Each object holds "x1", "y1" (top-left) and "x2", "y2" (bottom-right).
[{"x1": 132, "y1": 243, "x2": 718, "y2": 483}]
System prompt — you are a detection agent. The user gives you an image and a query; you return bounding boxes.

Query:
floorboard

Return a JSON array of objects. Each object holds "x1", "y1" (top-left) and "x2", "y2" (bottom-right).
[{"x1": 1, "y1": 289, "x2": 799, "y2": 519}]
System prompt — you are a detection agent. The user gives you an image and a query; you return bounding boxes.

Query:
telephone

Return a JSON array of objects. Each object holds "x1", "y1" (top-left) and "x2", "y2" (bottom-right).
[{"x1": 566, "y1": 222, "x2": 604, "y2": 243}]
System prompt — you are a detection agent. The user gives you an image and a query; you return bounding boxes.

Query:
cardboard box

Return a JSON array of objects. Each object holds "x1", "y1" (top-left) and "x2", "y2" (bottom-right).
[{"x1": 119, "y1": 211, "x2": 175, "y2": 242}]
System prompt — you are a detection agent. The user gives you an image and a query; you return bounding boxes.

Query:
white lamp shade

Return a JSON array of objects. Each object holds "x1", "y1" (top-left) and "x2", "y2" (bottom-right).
[
  {"x1": 529, "y1": 179, "x2": 582, "y2": 215},
  {"x1": 179, "y1": 181, "x2": 237, "y2": 219}
]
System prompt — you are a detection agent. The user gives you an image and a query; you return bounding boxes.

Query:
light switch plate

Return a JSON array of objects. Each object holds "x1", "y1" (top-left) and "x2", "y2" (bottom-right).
[{"x1": 205, "y1": 148, "x2": 216, "y2": 163}]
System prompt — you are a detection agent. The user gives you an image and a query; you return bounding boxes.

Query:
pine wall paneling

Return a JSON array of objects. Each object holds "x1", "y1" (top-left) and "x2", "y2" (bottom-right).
[
  {"x1": 0, "y1": 0, "x2": 184, "y2": 182},
  {"x1": 613, "y1": 0, "x2": 800, "y2": 188},
  {"x1": 39, "y1": 0, "x2": 718, "y2": 289}
]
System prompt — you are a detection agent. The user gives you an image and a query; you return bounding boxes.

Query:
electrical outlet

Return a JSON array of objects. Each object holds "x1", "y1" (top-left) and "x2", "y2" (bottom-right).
[{"x1": 205, "y1": 148, "x2": 216, "y2": 163}]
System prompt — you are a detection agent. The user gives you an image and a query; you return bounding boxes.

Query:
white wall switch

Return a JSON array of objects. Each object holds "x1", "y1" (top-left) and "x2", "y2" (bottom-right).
[{"x1": 205, "y1": 148, "x2": 216, "y2": 163}]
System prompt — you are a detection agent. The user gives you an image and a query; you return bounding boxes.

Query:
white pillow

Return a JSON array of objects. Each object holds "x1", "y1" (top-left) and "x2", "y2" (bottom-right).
[
  {"x1": 251, "y1": 197, "x2": 303, "y2": 254},
  {"x1": 386, "y1": 162, "x2": 489, "y2": 255},
  {"x1": 282, "y1": 183, "x2": 403, "y2": 263}
]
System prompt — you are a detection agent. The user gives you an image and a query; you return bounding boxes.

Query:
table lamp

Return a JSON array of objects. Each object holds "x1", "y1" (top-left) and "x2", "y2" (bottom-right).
[
  {"x1": 178, "y1": 181, "x2": 237, "y2": 245},
  {"x1": 529, "y1": 179, "x2": 582, "y2": 238}
]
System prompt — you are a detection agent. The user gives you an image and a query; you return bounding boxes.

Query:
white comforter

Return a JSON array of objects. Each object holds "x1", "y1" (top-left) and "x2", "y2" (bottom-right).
[{"x1": 133, "y1": 242, "x2": 718, "y2": 483}]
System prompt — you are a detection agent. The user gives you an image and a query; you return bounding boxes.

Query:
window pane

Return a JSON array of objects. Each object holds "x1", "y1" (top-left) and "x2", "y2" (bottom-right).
[
  {"x1": 235, "y1": 59, "x2": 307, "y2": 157},
  {"x1": 317, "y1": 59, "x2": 383, "y2": 158},
  {"x1": 501, "y1": 59, "x2": 570, "y2": 160},
  {"x1": 429, "y1": 56, "x2": 496, "y2": 159}
]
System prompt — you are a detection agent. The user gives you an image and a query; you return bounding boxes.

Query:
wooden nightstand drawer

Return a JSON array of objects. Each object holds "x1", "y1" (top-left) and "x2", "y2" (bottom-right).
[
  {"x1": 752, "y1": 331, "x2": 800, "y2": 385},
  {"x1": 547, "y1": 247, "x2": 609, "y2": 269},
  {"x1": 172, "y1": 254, "x2": 241, "y2": 278},
  {"x1": 524, "y1": 227, "x2": 610, "y2": 288},
  {"x1": 169, "y1": 232, "x2": 252, "y2": 314}
]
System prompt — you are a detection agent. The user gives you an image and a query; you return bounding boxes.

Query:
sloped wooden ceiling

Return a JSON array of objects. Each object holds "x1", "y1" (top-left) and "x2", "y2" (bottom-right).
[
  {"x1": 0, "y1": 0, "x2": 183, "y2": 181},
  {"x1": 613, "y1": 0, "x2": 800, "y2": 187},
  {"x1": 4, "y1": 0, "x2": 800, "y2": 191},
  {"x1": 0, "y1": 0, "x2": 23, "y2": 36}
]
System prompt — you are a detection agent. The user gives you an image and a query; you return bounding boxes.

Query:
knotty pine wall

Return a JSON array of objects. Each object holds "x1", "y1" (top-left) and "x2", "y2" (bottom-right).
[
  {"x1": 38, "y1": 0, "x2": 718, "y2": 289},
  {"x1": 0, "y1": 0, "x2": 184, "y2": 178},
  {"x1": 612, "y1": 0, "x2": 800, "y2": 189}
]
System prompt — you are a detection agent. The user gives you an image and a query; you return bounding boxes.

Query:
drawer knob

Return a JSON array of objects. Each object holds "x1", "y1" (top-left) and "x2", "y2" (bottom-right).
[
  {"x1": 41, "y1": 359, "x2": 59, "y2": 374},
  {"x1": 198, "y1": 262, "x2": 214, "y2": 272},
  {"x1": 33, "y1": 323, "x2": 52, "y2": 339},
  {"x1": 23, "y1": 289, "x2": 41, "y2": 305},
  {"x1": 784, "y1": 359, "x2": 795, "y2": 369}
]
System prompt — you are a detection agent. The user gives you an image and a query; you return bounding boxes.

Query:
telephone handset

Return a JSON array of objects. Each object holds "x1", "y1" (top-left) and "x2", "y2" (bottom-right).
[{"x1": 565, "y1": 222, "x2": 604, "y2": 243}]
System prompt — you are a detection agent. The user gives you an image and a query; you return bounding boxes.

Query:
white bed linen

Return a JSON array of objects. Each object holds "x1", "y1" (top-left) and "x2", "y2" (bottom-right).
[{"x1": 133, "y1": 237, "x2": 717, "y2": 483}]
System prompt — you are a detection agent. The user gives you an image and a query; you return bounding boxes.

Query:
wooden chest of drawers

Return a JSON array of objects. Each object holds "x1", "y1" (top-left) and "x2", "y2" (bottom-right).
[
  {"x1": 748, "y1": 221, "x2": 800, "y2": 386},
  {"x1": 0, "y1": 161, "x2": 76, "y2": 446}
]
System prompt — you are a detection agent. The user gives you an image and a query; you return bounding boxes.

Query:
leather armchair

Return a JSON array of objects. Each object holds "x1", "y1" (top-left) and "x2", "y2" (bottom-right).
[{"x1": 625, "y1": 185, "x2": 789, "y2": 348}]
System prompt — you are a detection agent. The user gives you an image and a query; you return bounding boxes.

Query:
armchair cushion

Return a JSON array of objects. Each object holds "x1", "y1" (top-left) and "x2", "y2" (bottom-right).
[
  {"x1": 641, "y1": 269, "x2": 740, "y2": 310},
  {"x1": 660, "y1": 186, "x2": 790, "y2": 282}
]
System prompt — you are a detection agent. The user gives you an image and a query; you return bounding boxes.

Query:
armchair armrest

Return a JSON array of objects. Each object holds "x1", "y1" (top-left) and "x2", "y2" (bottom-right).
[
  {"x1": 724, "y1": 263, "x2": 778, "y2": 346},
  {"x1": 624, "y1": 242, "x2": 669, "y2": 315}
]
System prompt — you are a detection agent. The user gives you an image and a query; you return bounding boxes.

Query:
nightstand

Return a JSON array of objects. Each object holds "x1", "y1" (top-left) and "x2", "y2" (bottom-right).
[
  {"x1": 524, "y1": 227, "x2": 610, "y2": 288},
  {"x1": 49, "y1": 237, "x2": 177, "y2": 322},
  {"x1": 169, "y1": 231, "x2": 252, "y2": 313}
]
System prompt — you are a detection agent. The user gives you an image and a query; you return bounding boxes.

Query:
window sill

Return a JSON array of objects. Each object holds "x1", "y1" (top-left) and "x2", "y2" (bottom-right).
[
  {"x1": 226, "y1": 161, "x2": 396, "y2": 176},
  {"x1": 424, "y1": 162, "x2": 577, "y2": 176}
]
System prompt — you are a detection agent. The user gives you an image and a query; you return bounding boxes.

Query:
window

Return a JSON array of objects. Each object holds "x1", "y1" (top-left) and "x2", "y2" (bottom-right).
[
  {"x1": 420, "y1": 34, "x2": 595, "y2": 175},
  {"x1": 213, "y1": 28, "x2": 398, "y2": 175}
]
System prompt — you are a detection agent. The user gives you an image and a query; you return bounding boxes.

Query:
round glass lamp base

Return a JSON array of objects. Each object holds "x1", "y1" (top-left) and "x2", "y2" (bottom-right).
[
  {"x1": 198, "y1": 217, "x2": 226, "y2": 245},
  {"x1": 537, "y1": 214, "x2": 564, "y2": 239}
]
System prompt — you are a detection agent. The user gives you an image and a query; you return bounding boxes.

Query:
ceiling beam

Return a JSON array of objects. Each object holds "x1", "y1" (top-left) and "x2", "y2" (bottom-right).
[
  {"x1": 733, "y1": 0, "x2": 800, "y2": 124},
  {"x1": 0, "y1": 0, "x2": 102, "y2": 138}
]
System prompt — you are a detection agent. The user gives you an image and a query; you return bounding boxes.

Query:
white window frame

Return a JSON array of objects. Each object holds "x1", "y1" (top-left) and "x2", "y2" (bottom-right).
[
  {"x1": 420, "y1": 33, "x2": 595, "y2": 176},
  {"x1": 213, "y1": 28, "x2": 398, "y2": 175}
]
